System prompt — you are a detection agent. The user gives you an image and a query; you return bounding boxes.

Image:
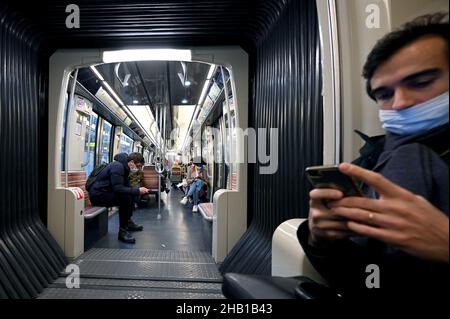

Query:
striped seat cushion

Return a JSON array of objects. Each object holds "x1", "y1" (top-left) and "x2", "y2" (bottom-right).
[
  {"x1": 61, "y1": 171, "x2": 104, "y2": 216},
  {"x1": 142, "y1": 165, "x2": 160, "y2": 191},
  {"x1": 198, "y1": 203, "x2": 214, "y2": 221},
  {"x1": 226, "y1": 172, "x2": 238, "y2": 190}
]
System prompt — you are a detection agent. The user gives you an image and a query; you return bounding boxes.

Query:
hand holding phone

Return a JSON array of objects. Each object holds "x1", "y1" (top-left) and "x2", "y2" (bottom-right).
[{"x1": 305, "y1": 165, "x2": 363, "y2": 197}]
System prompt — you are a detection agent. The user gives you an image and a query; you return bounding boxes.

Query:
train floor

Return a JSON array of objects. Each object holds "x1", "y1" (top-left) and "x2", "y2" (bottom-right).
[{"x1": 37, "y1": 186, "x2": 224, "y2": 299}]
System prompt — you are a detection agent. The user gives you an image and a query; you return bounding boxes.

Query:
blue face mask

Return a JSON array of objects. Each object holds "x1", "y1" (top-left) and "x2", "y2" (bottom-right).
[{"x1": 379, "y1": 91, "x2": 449, "y2": 135}]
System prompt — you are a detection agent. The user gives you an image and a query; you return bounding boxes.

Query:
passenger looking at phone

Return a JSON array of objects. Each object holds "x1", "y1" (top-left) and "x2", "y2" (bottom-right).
[
  {"x1": 299, "y1": 13, "x2": 449, "y2": 297},
  {"x1": 180, "y1": 163, "x2": 207, "y2": 213},
  {"x1": 88, "y1": 152, "x2": 149, "y2": 244}
]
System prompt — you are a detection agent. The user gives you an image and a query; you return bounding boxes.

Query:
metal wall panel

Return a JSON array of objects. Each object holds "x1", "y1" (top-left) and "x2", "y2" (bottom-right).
[
  {"x1": 5, "y1": 0, "x2": 286, "y2": 51},
  {"x1": 220, "y1": 0, "x2": 323, "y2": 275},
  {"x1": 0, "y1": 4, "x2": 66, "y2": 299}
]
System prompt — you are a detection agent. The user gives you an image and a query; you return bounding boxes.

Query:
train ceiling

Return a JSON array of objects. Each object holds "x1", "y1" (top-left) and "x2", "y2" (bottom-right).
[{"x1": 5, "y1": 0, "x2": 288, "y2": 51}]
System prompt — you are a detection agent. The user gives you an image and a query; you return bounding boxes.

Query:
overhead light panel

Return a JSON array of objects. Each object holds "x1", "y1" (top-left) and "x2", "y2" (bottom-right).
[{"x1": 103, "y1": 49, "x2": 192, "y2": 63}]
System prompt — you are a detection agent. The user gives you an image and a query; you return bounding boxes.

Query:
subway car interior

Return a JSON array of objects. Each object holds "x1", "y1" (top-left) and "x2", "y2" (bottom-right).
[{"x1": 0, "y1": 0, "x2": 448, "y2": 301}]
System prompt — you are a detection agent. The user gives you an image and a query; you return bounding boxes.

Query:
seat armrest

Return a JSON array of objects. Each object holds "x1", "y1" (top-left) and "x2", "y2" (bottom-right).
[{"x1": 272, "y1": 218, "x2": 328, "y2": 286}]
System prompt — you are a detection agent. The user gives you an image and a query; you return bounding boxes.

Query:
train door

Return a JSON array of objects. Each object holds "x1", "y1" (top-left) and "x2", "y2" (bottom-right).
[
  {"x1": 213, "y1": 117, "x2": 226, "y2": 194},
  {"x1": 203, "y1": 126, "x2": 215, "y2": 200}
]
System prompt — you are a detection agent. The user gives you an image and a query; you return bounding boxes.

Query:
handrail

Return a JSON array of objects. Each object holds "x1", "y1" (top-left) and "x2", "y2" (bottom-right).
[
  {"x1": 220, "y1": 66, "x2": 234, "y2": 190},
  {"x1": 65, "y1": 69, "x2": 79, "y2": 187}
]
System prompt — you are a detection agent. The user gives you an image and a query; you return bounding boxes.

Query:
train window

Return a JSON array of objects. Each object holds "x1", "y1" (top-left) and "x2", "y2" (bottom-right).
[
  {"x1": 119, "y1": 133, "x2": 133, "y2": 154},
  {"x1": 83, "y1": 112, "x2": 98, "y2": 176},
  {"x1": 98, "y1": 119, "x2": 113, "y2": 164}
]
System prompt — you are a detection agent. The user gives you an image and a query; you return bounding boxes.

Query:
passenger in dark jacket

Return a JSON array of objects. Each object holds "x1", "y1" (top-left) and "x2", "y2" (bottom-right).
[
  {"x1": 299, "y1": 125, "x2": 449, "y2": 298},
  {"x1": 89, "y1": 152, "x2": 149, "y2": 244},
  {"x1": 300, "y1": 13, "x2": 449, "y2": 299}
]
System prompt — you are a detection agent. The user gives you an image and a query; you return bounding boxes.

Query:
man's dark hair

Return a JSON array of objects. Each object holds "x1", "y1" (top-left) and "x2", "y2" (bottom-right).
[
  {"x1": 363, "y1": 12, "x2": 449, "y2": 100},
  {"x1": 127, "y1": 152, "x2": 145, "y2": 164}
]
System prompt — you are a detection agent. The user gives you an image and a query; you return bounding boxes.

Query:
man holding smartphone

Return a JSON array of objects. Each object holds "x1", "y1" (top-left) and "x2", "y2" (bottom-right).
[
  {"x1": 300, "y1": 12, "x2": 449, "y2": 298},
  {"x1": 89, "y1": 152, "x2": 149, "y2": 244}
]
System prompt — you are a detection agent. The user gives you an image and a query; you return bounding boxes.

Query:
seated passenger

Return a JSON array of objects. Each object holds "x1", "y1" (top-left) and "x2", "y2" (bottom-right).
[
  {"x1": 129, "y1": 168, "x2": 151, "y2": 207},
  {"x1": 180, "y1": 164, "x2": 208, "y2": 212},
  {"x1": 299, "y1": 13, "x2": 449, "y2": 298},
  {"x1": 178, "y1": 161, "x2": 196, "y2": 193},
  {"x1": 88, "y1": 152, "x2": 149, "y2": 244}
]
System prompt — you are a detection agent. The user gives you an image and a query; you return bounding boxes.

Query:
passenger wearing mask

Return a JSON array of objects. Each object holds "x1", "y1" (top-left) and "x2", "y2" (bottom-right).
[
  {"x1": 89, "y1": 152, "x2": 149, "y2": 244},
  {"x1": 180, "y1": 163, "x2": 207, "y2": 213},
  {"x1": 299, "y1": 12, "x2": 449, "y2": 298}
]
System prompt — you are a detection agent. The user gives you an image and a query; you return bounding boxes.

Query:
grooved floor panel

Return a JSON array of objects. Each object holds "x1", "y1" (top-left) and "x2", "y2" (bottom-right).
[
  {"x1": 38, "y1": 288, "x2": 224, "y2": 299},
  {"x1": 52, "y1": 277, "x2": 223, "y2": 292},
  {"x1": 78, "y1": 248, "x2": 215, "y2": 264},
  {"x1": 63, "y1": 259, "x2": 222, "y2": 282}
]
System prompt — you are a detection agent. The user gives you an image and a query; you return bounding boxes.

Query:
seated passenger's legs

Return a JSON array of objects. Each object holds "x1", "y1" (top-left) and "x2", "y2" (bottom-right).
[{"x1": 90, "y1": 192, "x2": 139, "y2": 243}]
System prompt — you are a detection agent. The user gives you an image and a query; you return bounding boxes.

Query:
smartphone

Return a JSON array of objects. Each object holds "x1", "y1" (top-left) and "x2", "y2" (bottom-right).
[{"x1": 305, "y1": 165, "x2": 364, "y2": 197}]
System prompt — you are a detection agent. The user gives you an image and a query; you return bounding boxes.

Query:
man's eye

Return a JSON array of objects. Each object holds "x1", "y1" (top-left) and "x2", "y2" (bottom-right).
[
  {"x1": 374, "y1": 91, "x2": 394, "y2": 101},
  {"x1": 408, "y1": 79, "x2": 434, "y2": 88}
]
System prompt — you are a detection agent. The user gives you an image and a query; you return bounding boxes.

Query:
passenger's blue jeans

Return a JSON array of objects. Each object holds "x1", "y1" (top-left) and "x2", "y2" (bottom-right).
[{"x1": 186, "y1": 179, "x2": 204, "y2": 205}]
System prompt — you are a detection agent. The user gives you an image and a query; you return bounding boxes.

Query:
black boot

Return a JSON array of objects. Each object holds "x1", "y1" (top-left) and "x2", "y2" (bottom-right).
[
  {"x1": 118, "y1": 228, "x2": 136, "y2": 244},
  {"x1": 127, "y1": 219, "x2": 143, "y2": 232}
]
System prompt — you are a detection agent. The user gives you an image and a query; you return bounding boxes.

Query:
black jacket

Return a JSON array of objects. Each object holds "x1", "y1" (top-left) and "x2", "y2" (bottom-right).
[
  {"x1": 298, "y1": 123, "x2": 449, "y2": 299},
  {"x1": 89, "y1": 153, "x2": 140, "y2": 198}
]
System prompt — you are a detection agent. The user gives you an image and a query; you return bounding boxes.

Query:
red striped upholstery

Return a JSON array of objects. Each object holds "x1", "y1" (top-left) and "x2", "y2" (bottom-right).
[
  {"x1": 142, "y1": 165, "x2": 159, "y2": 192},
  {"x1": 171, "y1": 165, "x2": 182, "y2": 183},
  {"x1": 60, "y1": 171, "x2": 92, "y2": 208},
  {"x1": 227, "y1": 172, "x2": 238, "y2": 190},
  {"x1": 60, "y1": 171, "x2": 105, "y2": 218},
  {"x1": 198, "y1": 202, "x2": 214, "y2": 221}
]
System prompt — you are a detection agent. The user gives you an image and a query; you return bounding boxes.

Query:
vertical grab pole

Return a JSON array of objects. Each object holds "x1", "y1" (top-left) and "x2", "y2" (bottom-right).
[
  {"x1": 155, "y1": 160, "x2": 164, "y2": 219},
  {"x1": 158, "y1": 165, "x2": 161, "y2": 216}
]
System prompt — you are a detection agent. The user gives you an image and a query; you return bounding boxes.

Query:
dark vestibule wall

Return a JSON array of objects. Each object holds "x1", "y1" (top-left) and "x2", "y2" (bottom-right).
[
  {"x1": 0, "y1": 0, "x2": 322, "y2": 298},
  {"x1": 0, "y1": 6, "x2": 67, "y2": 298},
  {"x1": 220, "y1": 0, "x2": 323, "y2": 275}
]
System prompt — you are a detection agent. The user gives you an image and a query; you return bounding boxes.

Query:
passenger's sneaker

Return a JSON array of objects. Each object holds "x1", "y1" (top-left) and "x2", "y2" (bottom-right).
[
  {"x1": 192, "y1": 205, "x2": 198, "y2": 213},
  {"x1": 180, "y1": 197, "x2": 188, "y2": 205},
  {"x1": 118, "y1": 228, "x2": 136, "y2": 244},
  {"x1": 127, "y1": 219, "x2": 143, "y2": 232}
]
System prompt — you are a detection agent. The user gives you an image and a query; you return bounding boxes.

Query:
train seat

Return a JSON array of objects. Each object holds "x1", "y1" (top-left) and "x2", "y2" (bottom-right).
[
  {"x1": 222, "y1": 219, "x2": 335, "y2": 299},
  {"x1": 60, "y1": 171, "x2": 109, "y2": 250},
  {"x1": 198, "y1": 202, "x2": 213, "y2": 221},
  {"x1": 60, "y1": 171, "x2": 106, "y2": 217},
  {"x1": 142, "y1": 165, "x2": 160, "y2": 192},
  {"x1": 199, "y1": 172, "x2": 237, "y2": 222},
  {"x1": 226, "y1": 172, "x2": 237, "y2": 191},
  {"x1": 170, "y1": 165, "x2": 183, "y2": 184}
]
